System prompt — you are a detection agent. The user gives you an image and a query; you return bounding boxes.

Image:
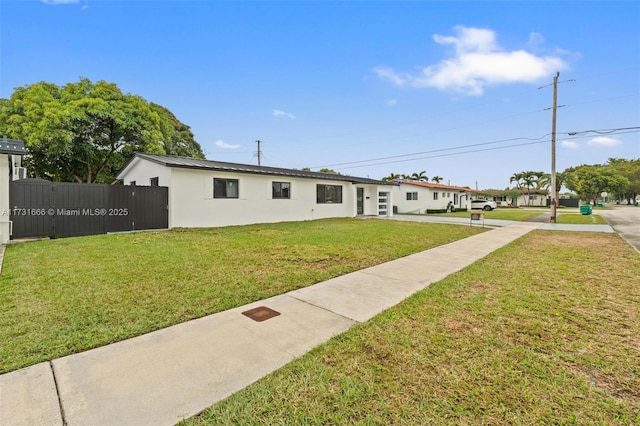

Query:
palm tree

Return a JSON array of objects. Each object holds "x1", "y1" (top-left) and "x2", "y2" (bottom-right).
[
  {"x1": 431, "y1": 176, "x2": 443, "y2": 183},
  {"x1": 538, "y1": 173, "x2": 551, "y2": 190},
  {"x1": 381, "y1": 173, "x2": 401, "y2": 182},
  {"x1": 556, "y1": 170, "x2": 576, "y2": 193},
  {"x1": 521, "y1": 171, "x2": 536, "y2": 205},
  {"x1": 509, "y1": 172, "x2": 523, "y2": 189},
  {"x1": 410, "y1": 170, "x2": 428, "y2": 181}
]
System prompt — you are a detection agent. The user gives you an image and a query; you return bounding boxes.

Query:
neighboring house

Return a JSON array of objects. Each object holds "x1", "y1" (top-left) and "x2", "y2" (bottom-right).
[
  {"x1": 513, "y1": 189, "x2": 549, "y2": 207},
  {"x1": 392, "y1": 180, "x2": 473, "y2": 214},
  {"x1": 481, "y1": 189, "x2": 550, "y2": 207},
  {"x1": 116, "y1": 153, "x2": 394, "y2": 229}
]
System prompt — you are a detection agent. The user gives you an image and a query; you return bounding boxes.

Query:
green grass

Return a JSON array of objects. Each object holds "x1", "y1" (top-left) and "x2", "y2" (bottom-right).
[
  {"x1": 438, "y1": 209, "x2": 543, "y2": 221},
  {"x1": 0, "y1": 218, "x2": 485, "y2": 373},
  {"x1": 556, "y1": 213, "x2": 608, "y2": 224},
  {"x1": 185, "y1": 231, "x2": 640, "y2": 425}
]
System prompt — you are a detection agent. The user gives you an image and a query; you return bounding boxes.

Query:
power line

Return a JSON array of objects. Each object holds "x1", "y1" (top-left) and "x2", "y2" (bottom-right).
[
  {"x1": 320, "y1": 127, "x2": 639, "y2": 171},
  {"x1": 567, "y1": 126, "x2": 640, "y2": 136},
  {"x1": 334, "y1": 140, "x2": 551, "y2": 171},
  {"x1": 313, "y1": 134, "x2": 551, "y2": 169}
]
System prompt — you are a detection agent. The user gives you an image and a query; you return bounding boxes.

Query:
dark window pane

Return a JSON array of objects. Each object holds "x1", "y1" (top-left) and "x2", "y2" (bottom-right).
[{"x1": 214, "y1": 178, "x2": 239, "y2": 198}]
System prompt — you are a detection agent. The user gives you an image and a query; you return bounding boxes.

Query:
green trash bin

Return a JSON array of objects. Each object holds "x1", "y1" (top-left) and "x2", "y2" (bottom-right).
[
  {"x1": 597, "y1": 203, "x2": 604, "y2": 208},
  {"x1": 580, "y1": 205, "x2": 592, "y2": 215}
]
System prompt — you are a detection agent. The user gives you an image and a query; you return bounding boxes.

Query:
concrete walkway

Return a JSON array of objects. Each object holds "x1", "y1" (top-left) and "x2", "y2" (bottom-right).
[
  {"x1": 0, "y1": 221, "x2": 557, "y2": 425},
  {"x1": 389, "y1": 213, "x2": 615, "y2": 233}
]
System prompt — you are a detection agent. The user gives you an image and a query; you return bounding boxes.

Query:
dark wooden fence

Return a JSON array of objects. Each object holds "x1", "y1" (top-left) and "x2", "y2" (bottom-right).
[
  {"x1": 546, "y1": 197, "x2": 580, "y2": 208},
  {"x1": 9, "y1": 179, "x2": 168, "y2": 239}
]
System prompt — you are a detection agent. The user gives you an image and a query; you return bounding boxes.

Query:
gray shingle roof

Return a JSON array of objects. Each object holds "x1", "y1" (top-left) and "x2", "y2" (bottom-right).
[
  {"x1": 124, "y1": 153, "x2": 393, "y2": 186},
  {"x1": 0, "y1": 137, "x2": 27, "y2": 155}
]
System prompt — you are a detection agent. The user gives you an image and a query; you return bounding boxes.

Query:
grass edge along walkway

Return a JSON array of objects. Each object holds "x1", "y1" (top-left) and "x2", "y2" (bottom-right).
[{"x1": 185, "y1": 230, "x2": 640, "y2": 425}]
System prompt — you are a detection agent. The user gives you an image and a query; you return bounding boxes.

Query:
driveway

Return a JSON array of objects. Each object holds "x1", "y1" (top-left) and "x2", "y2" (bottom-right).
[{"x1": 596, "y1": 205, "x2": 640, "y2": 252}]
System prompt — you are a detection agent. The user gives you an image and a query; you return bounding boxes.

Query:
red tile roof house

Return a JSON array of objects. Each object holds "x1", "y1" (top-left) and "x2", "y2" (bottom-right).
[
  {"x1": 116, "y1": 153, "x2": 396, "y2": 229},
  {"x1": 391, "y1": 180, "x2": 474, "y2": 214}
]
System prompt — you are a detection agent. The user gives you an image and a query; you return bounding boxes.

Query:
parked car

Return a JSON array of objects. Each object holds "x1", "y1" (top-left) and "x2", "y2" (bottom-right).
[{"x1": 470, "y1": 199, "x2": 497, "y2": 211}]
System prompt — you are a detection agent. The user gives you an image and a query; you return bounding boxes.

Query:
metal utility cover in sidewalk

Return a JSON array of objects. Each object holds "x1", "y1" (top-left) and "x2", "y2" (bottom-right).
[{"x1": 242, "y1": 306, "x2": 281, "y2": 322}]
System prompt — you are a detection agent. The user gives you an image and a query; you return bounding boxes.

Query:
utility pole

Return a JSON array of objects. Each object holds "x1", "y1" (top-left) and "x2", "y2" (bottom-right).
[
  {"x1": 255, "y1": 140, "x2": 262, "y2": 166},
  {"x1": 550, "y1": 72, "x2": 559, "y2": 223}
]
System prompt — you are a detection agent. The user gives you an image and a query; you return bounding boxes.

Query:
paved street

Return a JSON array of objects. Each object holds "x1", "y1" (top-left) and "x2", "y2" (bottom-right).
[{"x1": 596, "y1": 205, "x2": 640, "y2": 252}]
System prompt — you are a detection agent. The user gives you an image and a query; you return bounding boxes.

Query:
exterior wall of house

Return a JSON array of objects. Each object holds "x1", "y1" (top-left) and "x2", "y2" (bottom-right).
[
  {"x1": 170, "y1": 168, "x2": 337, "y2": 227},
  {"x1": 119, "y1": 156, "x2": 172, "y2": 188},
  {"x1": 0, "y1": 154, "x2": 10, "y2": 243},
  {"x1": 165, "y1": 168, "x2": 390, "y2": 228},
  {"x1": 516, "y1": 193, "x2": 548, "y2": 207},
  {"x1": 393, "y1": 183, "x2": 469, "y2": 214},
  {"x1": 118, "y1": 157, "x2": 393, "y2": 228}
]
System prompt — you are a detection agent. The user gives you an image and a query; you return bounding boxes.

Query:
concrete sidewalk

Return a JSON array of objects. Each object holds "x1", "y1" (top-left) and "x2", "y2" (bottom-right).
[
  {"x1": 389, "y1": 213, "x2": 615, "y2": 233},
  {"x1": 1, "y1": 222, "x2": 541, "y2": 426}
]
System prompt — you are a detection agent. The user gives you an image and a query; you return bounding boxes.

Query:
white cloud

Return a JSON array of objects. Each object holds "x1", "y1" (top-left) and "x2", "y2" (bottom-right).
[
  {"x1": 387, "y1": 99, "x2": 398, "y2": 106},
  {"x1": 215, "y1": 140, "x2": 240, "y2": 149},
  {"x1": 273, "y1": 109, "x2": 295, "y2": 120},
  {"x1": 41, "y1": 0, "x2": 81, "y2": 4},
  {"x1": 527, "y1": 32, "x2": 545, "y2": 50},
  {"x1": 561, "y1": 140, "x2": 579, "y2": 149},
  {"x1": 587, "y1": 137, "x2": 622, "y2": 147},
  {"x1": 374, "y1": 25, "x2": 569, "y2": 96}
]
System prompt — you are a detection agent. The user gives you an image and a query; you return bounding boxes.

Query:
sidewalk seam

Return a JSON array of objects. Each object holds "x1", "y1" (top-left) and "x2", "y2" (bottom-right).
[
  {"x1": 49, "y1": 361, "x2": 67, "y2": 426},
  {"x1": 286, "y1": 294, "x2": 363, "y2": 324}
]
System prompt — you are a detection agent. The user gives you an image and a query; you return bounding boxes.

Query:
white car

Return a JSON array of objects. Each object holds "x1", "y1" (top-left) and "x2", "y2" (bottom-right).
[{"x1": 470, "y1": 199, "x2": 497, "y2": 211}]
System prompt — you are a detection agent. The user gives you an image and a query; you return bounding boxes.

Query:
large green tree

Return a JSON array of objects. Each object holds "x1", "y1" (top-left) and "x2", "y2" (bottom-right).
[
  {"x1": 0, "y1": 78, "x2": 204, "y2": 183},
  {"x1": 607, "y1": 158, "x2": 640, "y2": 204},
  {"x1": 149, "y1": 103, "x2": 204, "y2": 159},
  {"x1": 565, "y1": 164, "x2": 629, "y2": 205}
]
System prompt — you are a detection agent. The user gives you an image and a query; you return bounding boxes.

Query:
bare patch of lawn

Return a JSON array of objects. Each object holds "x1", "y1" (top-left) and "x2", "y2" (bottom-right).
[
  {"x1": 186, "y1": 231, "x2": 639, "y2": 425},
  {"x1": 0, "y1": 218, "x2": 484, "y2": 373}
]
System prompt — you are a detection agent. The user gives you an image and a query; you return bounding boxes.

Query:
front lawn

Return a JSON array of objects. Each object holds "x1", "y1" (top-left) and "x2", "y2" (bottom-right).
[
  {"x1": 556, "y1": 213, "x2": 608, "y2": 224},
  {"x1": 439, "y1": 209, "x2": 542, "y2": 221},
  {"x1": 0, "y1": 218, "x2": 484, "y2": 373},
  {"x1": 187, "y1": 231, "x2": 640, "y2": 425}
]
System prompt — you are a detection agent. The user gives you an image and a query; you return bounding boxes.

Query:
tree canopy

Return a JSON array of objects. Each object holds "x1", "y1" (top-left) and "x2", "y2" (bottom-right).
[
  {"x1": 564, "y1": 163, "x2": 630, "y2": 205},
  {"x1": 607, "y1": 158, "x2": 640, "y2": 204},
  {"x1": 0, "y1": 78, "x2": 204, "y2": 183}
]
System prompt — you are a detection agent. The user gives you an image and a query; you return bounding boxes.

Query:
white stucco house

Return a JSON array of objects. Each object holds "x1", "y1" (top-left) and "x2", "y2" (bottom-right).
[
  {"x1": 0, "y1": 138, "x2": 27, "y2": 244},
  {"x1": 116, "y1": 153, "x2": 395, "y2": 229},
  {"x1": 514, "y1": 190, "x2": 549, "y2": 207},
  {"x1": 391, "y1": 180, "x2": 473, "y2": 214}
]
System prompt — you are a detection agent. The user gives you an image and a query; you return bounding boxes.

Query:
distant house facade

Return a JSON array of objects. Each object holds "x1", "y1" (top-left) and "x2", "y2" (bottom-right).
[
  {"x1": 514, "y1": 189, "x2": 549, "y2": 207},
  {"x1": 116, "y1": 153, "x2": 394, "y2": 229},
  {"x1": 480, "y1": 189, "x2": 550, "y2": 207},
  {"x1": 392, "y1": 180, "x2": 473, "y2": 214}
]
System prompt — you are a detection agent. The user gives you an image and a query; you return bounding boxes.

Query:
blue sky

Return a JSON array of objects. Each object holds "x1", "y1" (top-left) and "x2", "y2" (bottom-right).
[{"x1": 2, "y1": 0, "x2": 639, "y2": 189}]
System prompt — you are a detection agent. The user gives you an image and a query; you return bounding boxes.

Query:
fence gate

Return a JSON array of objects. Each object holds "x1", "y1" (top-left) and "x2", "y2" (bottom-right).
[{"x1": 9, "y1": 179, "x2": 168, "y2": 239}]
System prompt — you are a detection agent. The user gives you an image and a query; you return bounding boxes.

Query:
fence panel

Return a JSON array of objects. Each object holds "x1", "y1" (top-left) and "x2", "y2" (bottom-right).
[
  {"x1": 9, "y1": 179, "x2": 55, "y2": 238},
  {"x1": 9, "y1": 180, "x2": 168, "y2": 239},
  {"x1": 54, "y1": 182, "x2": 108, "y2": 238}
]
